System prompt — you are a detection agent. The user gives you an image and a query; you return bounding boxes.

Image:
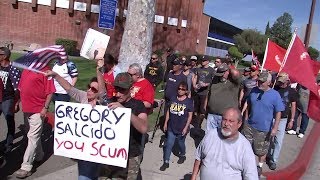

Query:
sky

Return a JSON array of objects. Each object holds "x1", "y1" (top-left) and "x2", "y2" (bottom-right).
[{"x1": 204, "y1": 0, "x2": 320, "y2": 49}]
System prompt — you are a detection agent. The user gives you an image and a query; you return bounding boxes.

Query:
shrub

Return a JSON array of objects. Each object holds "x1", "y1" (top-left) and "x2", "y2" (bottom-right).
[{"x1": 55, "y1": 38, "x2": 78, "y2": 56}]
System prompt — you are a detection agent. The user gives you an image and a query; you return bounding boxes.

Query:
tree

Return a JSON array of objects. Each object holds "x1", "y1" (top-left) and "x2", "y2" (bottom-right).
[
  {"x1": 269, "y1": 12, "x2": 293, "y2": 49},
  {"x1": 118, "y1": 0, "x2": 155, "y2": 71},
  {"x1": 228, "y1": 46, "x2": 243, "y2": 68},
  {"x1": 233, "y1": 29, "x2": 268, "y2": 58},
  {"x1": 308, "y1": 46, "x2": 319, "y2": 60},
  {"x1": 265, "y1": 21, "x2": 271, "y2": 35}
]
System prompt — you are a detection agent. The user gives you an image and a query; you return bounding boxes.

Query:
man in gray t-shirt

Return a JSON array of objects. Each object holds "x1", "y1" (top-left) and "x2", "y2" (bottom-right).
[{"x1": 191, "y1": 108, "x2": 258, "y2": 180}]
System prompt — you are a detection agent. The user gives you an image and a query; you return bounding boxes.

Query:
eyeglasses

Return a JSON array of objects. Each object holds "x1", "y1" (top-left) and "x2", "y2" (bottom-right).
[
  {"x1": 178, "y1": 87, "x2": 187, "y2": 91},
  {"x1": 87, "y1": 84, "x2": 98, "y2": 93}
]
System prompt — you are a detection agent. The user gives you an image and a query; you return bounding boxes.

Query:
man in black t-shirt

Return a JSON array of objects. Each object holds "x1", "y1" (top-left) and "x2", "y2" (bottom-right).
[
  {"x1": 192, "y1": 56, "x2": 214, "y2": 127},
  {"x1": 164, "y1": 48, "x2": 178, "y2": 81},
  {"x1": 103, "y1": 72, "x2": 148, "y2": 179},
  {"x1": 0, "y1": 47, "x2": 21, "y2": 153},
  {"x1": 266, "y1": 73, "x2": 298, "y2": 170}
]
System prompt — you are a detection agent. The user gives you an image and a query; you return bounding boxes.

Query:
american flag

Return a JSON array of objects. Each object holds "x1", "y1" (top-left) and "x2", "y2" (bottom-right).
[
  {"x1": 12, "y1": 45, "x2": 67, "y2": 71},
  {"x1": 251, "y1": 49, "x2": 261, "y2": 68}
]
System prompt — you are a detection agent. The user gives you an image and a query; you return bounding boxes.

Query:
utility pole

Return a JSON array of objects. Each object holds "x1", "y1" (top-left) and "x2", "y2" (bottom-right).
[
  {"x1": 118, "y1": 0, "x2": 155, "y2": 72},
  {"x1": 304, "y1": 0, "x2": 316, "y2": 47}
]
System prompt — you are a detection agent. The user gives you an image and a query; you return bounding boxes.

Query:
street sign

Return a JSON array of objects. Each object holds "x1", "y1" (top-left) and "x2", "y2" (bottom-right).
[{"x1": 98, "y1": 0, "x2": 117, "y2": 30}]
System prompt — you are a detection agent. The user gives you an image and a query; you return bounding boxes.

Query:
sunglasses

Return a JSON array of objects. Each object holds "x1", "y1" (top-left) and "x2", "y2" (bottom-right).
[
  {"x1": 178, "y1": 87, "x2": 187, "y2": 91},
  {"x1": 151, "y1": 57, "x2": 157, "y2": 60},
  {"x1": 87, "y1": 84, "x2": 98, "y2": 93},
  {"x1": 257, "y1": 92, "x2": 264, "y2": 101}
]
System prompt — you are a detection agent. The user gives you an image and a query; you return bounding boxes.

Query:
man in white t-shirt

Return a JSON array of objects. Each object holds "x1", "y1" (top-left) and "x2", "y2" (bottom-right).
[
  {"x1": 52, "y1": 56, "x2": 78, "y2": 102},
  {"x1": 191, "y1": 107, "x2": 258, "y2": 180}
]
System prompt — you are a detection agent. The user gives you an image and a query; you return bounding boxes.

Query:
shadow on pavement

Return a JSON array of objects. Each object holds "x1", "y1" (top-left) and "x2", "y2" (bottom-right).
[
  {"x1": 180, "y1": 173, "x2": 192, "y2": 180},
  {"x1": 0, "y1": 122, "x2": 54, "y2": 179}
]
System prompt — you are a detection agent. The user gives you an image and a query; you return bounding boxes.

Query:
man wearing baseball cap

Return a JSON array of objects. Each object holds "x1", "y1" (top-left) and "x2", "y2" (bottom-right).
[
  {"x1": 192, "y1": 55, "x2": 214, "y2": 128},
  {"x1": 266, "y1": 72, "x2": 298, "y2": 170},
  {"x1": 239, "y1": 65, "x2": 259, "y2": 109},
  {"x1": 242, "y1": 71, "x2": 284, "y2": 176},
  {"x1": 189, "y1": 56, "x2": 198, "y2": 72},
  {"x1": 102, "y1": 72, "x2": 148, "y2": 179},
  {"x1": 206, "y1": 63, "x2": 241, "y2": 131}
]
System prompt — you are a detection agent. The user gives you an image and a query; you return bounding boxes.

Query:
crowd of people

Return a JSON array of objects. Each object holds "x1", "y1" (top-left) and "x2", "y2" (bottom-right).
[{"x1": 0, "y1": 45, "x2": 318, "y2": 179}]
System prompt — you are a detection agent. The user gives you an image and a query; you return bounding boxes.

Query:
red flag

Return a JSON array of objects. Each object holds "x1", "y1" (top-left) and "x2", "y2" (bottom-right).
[
  {"x1": 261, "y1": 39, "x2": 286, "y2": 72},
  {"x1": 308, "y1": 91, "x2": 320, "y2": 122},
  {"x1": 251, "y1": 49, "x2": 261, "y2": 67},
  {"x1": 281, "y1": 34, "x2": 318, "y2": 95},
  {"x1": 310, "y1": 59, "x2": 320, "y2": 76}
]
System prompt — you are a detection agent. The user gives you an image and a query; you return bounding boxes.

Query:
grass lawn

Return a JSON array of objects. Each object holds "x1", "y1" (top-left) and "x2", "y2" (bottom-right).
[{"x1": 10, "y1": 52, "x2": 162, "y2": 131}]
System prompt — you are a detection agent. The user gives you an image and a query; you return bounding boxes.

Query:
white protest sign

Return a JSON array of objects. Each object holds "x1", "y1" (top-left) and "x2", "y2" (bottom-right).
[
  {"x1": 54, "y1": 101, "x2": 131, "y2": 168},
  {"x1": 80, "y1": 28, "x2": 110, "y2": 60}
]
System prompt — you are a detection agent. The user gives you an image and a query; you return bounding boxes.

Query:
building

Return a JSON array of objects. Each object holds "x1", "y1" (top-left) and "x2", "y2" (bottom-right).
[{"x1": 0, "y1": 0, "x2": 241, "y2": 58}]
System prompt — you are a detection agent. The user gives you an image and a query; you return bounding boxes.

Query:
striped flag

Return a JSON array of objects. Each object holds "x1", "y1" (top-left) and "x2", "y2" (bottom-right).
[
  {"x1": 12, "y1": 45, "x2": 67, "y2": 71},
  {"x1": 251, "y1": 49, "x2": 261, "y2": 67}
]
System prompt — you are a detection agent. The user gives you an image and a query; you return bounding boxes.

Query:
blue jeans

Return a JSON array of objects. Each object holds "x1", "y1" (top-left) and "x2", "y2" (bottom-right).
[
  {"x1": 292, "y1": 111, "x2": 309, "y2": 134},
  {"x1": 53, "y1": 93, "x2": 71, "y2": 102},
  {"x1": 206, "y1": 113, "x2": 222, "y2": 132},
  {"x1": 163, "y1": 131, "x2": 186, "y2": 163},
  {"x1": 0, "y1": 99, "x2": 15, "y2": 145},
  {"x1": 78, "y1": 160, "x2": 101, "y2": 180},
  {"x1": 267, "y1": 118, "x2": 287, "y2": 163}
]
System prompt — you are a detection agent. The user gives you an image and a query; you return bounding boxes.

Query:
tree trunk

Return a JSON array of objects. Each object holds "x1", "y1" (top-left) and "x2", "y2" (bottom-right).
[{"x1": 118, "y1": 0, "x2": 155, "y2": 73}]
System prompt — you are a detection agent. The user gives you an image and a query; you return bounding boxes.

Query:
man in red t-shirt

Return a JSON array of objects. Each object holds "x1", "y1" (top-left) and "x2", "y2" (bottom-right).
[
  {"x1": 128, "y1": 63, "x2": 155, "y2": 110},
  {"x1": 101, "y1": 54, "x2": 121, "y2": 101},
  {"x1": 15, "y1": 67, "x2": 55, "y2": 178}
]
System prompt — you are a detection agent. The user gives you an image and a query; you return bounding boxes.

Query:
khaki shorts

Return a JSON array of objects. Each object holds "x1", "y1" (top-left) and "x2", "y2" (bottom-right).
[{"x1": 242, "y1": 123, "x2": 271, "y2": 156}]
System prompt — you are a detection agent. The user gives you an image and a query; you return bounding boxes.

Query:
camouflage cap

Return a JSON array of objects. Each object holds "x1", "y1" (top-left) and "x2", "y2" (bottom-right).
[{"x1": 113, "y1": 72, "x2": 133, "y2": 89}]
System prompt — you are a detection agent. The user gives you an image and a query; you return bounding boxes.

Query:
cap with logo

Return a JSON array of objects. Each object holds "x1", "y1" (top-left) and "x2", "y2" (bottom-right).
[
  {"x1": 201, "y1": 55, "x2": 209, "y2": 61},
  {"x1": 250, "y1": 65, "x2": 259, "y2": 71},
  {"x1": 214, "y1": 63, "x2": 229, "y2": 76},
  {"x1": 190, "y1": 55, "x2": 198, "y2": 61},
  {"x1": 258, "y1": 71, "x2": 272, "y2": 82},
  {"x1": 113, "y1": 73, "x2": 133, "y2": 89}
]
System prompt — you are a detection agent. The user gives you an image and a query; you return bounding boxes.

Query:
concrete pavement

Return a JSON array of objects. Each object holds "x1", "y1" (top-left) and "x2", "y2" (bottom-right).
[{"x1": 1, "y1": 110, "x2": 320, "y2": 180}]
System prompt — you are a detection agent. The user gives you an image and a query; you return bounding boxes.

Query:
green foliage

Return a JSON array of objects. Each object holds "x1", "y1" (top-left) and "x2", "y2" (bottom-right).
[
  {"x1": 56, "y1": 38, "x2": 78, "y2": 56},
  {"x1": 233, "y1": 29, "x2": 268, "y2": 57},
  {"x1": 269, "y1": 12, "x2": 293, "y2": 49},
  {"x1": 228, "y1": 46, "x2": 243, "y2": 60},
  {"x1": 308, "y1": 46, "x2": 319, "y2": 60},
  {"x1": 265, "y1": 21, "x2": 271, "y2": 35}
]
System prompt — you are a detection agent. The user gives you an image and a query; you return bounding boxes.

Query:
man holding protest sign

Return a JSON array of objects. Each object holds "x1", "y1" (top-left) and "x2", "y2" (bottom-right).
[{"x1": 99, "y1": 62, "x2": 148, "y2": 179}]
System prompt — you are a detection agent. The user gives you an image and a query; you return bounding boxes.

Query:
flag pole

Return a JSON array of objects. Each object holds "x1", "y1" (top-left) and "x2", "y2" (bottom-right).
[{"x1": 260, "y1": 38, "x2": 269, "y2": 72}]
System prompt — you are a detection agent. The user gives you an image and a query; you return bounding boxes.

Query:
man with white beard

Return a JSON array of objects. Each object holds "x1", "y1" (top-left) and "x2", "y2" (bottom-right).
[{"x1": 191, "y1": 108, "x2": 258, "y2": 180}]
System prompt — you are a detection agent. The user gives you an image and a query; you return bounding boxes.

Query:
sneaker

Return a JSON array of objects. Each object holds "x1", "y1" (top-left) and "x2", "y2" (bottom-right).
[
  {"x1": 160, "y1": 162, "x2": 169, "y2": 171},
  {"x1": 15, "y1": 169, "x2": 32, "y2": 179},
  {"x1": 287, "y1": 130, "x2": 297, "y2": 135},
  {"x1": 298, "y1": 133, "x2": 304, "y2": 138},
  {"x1": 257, "y1": 166, "x2": 262, "y2": 176},
  {"x1": 177, "y1": 156, "x2": 186, "y2": 164}
]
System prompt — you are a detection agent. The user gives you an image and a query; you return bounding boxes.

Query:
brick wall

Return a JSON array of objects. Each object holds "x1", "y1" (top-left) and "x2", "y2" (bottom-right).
[{"x1": 0, "y1": 0, "x2": 208, "y2": 57}]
